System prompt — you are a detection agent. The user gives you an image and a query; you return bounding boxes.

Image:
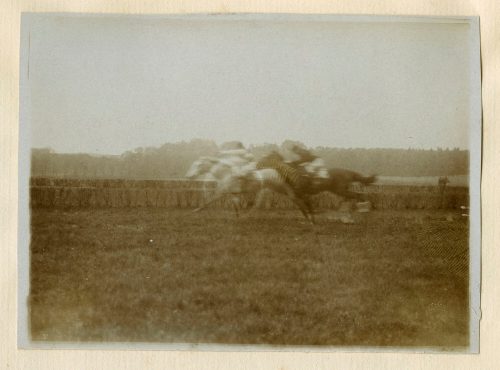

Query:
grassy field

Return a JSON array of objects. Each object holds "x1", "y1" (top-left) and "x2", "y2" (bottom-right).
[{"x1": 29, "y1": 208, "x2": 469, "y2": 348}]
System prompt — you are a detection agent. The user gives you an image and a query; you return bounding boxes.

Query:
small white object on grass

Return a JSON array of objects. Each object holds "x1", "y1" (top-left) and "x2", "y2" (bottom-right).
[
  {"x1": 340, "y1": 215, "x2": 355, "y2": 224},
  {"x1": 356, "y1": 201, "x2": 371, "y2": 213}
]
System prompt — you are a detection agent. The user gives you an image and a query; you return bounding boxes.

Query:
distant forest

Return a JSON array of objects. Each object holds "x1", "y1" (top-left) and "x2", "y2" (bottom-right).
[{"x1": 31, "y1": 139, "x2": 469, "y2": 179}]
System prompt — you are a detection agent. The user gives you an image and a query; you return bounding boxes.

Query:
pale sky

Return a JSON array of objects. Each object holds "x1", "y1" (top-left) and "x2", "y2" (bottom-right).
[{"x1": 24, "y1": 14, "x2": 475, "y2": 154}]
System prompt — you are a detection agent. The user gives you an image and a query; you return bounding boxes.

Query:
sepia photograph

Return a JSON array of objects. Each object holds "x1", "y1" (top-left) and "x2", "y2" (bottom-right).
[{"x1": 18, "y1": 13, "x2": 481, "y2": 351}]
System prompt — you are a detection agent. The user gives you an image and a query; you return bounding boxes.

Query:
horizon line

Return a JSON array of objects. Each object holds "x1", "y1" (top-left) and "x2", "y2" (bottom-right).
[{"x1": 31, "y1": 143, "x2": 470, "y2": 157}]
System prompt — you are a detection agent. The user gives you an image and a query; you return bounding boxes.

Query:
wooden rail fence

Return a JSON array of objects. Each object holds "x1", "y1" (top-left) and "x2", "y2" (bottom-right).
[{"x1": 29, "y1": 178, "x2": 468, "y2": 210}]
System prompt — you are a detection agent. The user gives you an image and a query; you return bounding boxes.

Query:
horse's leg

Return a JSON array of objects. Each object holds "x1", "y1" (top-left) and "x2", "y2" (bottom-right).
[
  {"x1": 343, "y1": 189, "x2": 372, "y2": 212},
  {"x1": 193, "y1": 191, "x2": 225, "y2": 212},
  {"x1": 254, "y1": 189, "x2": 264, "y2": 209},
  {"x1": 328, "y1": 186, "x2": 359, "y2": 222},
  {"x1": 281, "y1": 186, "x2": 313, "y2": 224},
  {"x1": 231, "y1": 195, "x2": 241, "y2": 217},
  {"x1": 244, "y1": 188, "x2": 263, "y2": 217},
  {"x1": 292, "y1": 196, "x2": 314, "y2": 224},
  {"x1": 240, "y1": 175, "x2": 268, "y2": 217},
  {"x1": 303, "y1": 194, "x2": 314, "y2": 213},
  {"x1": 289, "y1": 192, "x2": 315, "y2": 223},
  {"x1": 195, "y1": 176, "x2": 243, "y2": 213},
  {"x1": 303, "y1": 195, "x2": 316, "y2": 223}
]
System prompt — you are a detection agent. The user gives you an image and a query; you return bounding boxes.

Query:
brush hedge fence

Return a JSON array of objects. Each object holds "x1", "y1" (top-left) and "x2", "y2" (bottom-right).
[{"x1": 29, "y1": 178, "x2": 468, "y2": 210}]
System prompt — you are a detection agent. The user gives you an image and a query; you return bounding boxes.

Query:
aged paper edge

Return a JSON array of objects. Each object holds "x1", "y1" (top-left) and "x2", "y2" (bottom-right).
[{"x1": 16, "y1": 13, "x2": 481, "y2": 354}]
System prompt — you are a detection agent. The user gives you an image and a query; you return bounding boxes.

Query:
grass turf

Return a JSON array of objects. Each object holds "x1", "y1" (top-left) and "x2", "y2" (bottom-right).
[{"x1": 29, "y1": 208, "x2": 469, "y2": 348}]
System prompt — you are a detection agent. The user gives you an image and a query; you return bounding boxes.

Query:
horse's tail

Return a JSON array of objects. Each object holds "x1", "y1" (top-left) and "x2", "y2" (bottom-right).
[{"x1": 353, "y1": 173, "x2": 377, "y2": 185}]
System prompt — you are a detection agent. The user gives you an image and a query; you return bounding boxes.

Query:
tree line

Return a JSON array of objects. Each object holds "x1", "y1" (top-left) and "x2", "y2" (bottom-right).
[{"x1": 31, "y1": 139, "x2": 468, "y2": 179}]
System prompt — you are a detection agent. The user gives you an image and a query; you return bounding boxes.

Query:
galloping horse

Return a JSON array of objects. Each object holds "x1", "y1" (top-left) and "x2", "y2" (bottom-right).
[
  {"x1": 185, "y1": 156, "x2": 242, "y2": 212},
  {"x1": 286, "y1": 145, "x2": 376, "y2": 202},
  {"x1": 256, "y1": 151, "x2": 376, "y2": 220},
  {"x1": 186, "y1": 152, "x2": 376, "y2": 223},
  {"x1": 185, "y1": 157, "x2": 313, "y2": 220}
]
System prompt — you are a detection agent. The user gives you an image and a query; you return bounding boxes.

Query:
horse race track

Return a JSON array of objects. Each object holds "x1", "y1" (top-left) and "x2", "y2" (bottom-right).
[{"x1": 29, "y1": 208, "x2": 469, "y2": 348}]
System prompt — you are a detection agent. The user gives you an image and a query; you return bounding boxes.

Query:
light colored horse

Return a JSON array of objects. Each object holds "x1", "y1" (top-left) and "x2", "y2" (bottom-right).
[{"x1": 185, "y1": 157, "x2": 313, "y2": 221}]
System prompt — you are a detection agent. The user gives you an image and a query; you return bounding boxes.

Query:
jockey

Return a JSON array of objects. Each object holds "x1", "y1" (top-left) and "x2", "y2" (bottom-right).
[
  {"x1": 217, "y1": 141, "x2": 256, "y2": 178},
  {"x1": 289, "y1": 144, "x2": 329, "y2": 180}
]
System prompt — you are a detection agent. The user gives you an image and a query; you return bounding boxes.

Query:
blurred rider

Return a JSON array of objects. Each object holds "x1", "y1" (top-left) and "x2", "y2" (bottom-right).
[
  {"x1": 289, "y1": 144, "x2": 329, "y2": 180},
  {"x1": 218, "y1": 141, "x2": 256, "y2": 178}
]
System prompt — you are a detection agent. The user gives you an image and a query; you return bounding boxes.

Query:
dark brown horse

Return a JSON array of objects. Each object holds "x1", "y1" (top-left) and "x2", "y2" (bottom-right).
[
  {"x1": 291, "y1": 168, "x2": 376, "y2": 221},
  {"x1": 287, "y1": 145, "x2": 376, "y2": 200},
  {"x1": 256, "y1": 151, "x2": 376, "y2": 221},
  {"x1": 309, "y1": 168, "x2": 376, "y2": 200}
]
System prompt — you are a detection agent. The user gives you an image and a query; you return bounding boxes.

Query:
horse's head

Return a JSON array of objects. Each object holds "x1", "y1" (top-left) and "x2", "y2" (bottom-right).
[
  {"x1": 291, "y1": 145, "x2": 317, "y2": 163},
  {"x1": 185, "y1": 157, "x2": 217, "y2": 179}
]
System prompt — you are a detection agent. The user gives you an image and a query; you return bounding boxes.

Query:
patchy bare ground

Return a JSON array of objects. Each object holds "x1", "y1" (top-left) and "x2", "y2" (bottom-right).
[{"x1": 29, "y1": 208, "x2": 469, "y2": 349}]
